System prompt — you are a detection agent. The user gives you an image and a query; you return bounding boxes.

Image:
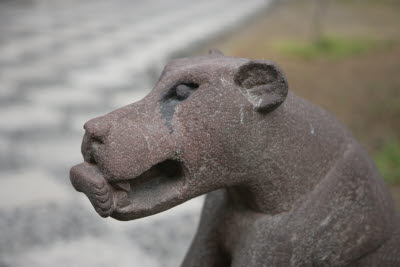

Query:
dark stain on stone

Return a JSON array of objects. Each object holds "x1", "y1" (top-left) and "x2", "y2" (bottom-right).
[{"x1": 160, "y1": 82, "x2": 199, "y2": 133}]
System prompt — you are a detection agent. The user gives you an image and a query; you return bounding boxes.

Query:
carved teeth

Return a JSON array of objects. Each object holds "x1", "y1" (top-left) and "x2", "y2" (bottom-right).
[{"x1": 114, "y1": 181, "x2": 131, "y2": 192}]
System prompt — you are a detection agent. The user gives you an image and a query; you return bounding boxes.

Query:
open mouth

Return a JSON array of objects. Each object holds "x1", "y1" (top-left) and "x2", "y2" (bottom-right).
[
  {"x1": 111, "y1": 158, "x2": 184, "y2": 197},
  {"x1": 110, "y1": 158, "x2": 186, "y2": 220},
  {"x1": 112, "y1": 159, "x2": 183, "y2": 192},
  {"x1": 71, "y1": 156, "x2": 187, "y2": 220}
]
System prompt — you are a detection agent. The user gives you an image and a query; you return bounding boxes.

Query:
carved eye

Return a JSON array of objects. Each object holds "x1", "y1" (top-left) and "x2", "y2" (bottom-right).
[{"x1": 165, "y1": 83, "x2": 199, "y2": 101}]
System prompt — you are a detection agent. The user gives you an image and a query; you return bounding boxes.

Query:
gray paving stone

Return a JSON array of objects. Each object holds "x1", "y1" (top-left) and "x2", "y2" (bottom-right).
[
  {"x1": 67, "y1": 66, "x2": 133, "y2": 91},
  {"x1": 0, "y1": 169, "x2": 72, "y2": 211},
  {"x1": 7, "y1": 236, "x2": 160, "y2": 267},
  {"x1": 0, "y1": 104, "x2": 62, "y2": 132},
  {"x1": 14, "y1": 135, "x2": 81, "y2": 168},
  {"x1": 110, "y1": 89, "x2": 150, "y2": 108},
  {"x1": 0, "y1": 81, "x2": 16, "y2": 98},
  {"x1": 0, "y1": 201, "x2": 106, "y2": 255},
  {"x1": 25, "y1": 85, "x2": 103, "y2": 108},
  {"x1": 0, "y1": 0, "x2": 270, "y2": 265}
]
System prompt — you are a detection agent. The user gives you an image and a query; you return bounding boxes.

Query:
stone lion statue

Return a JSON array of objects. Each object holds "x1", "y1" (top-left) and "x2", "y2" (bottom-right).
[{"x1": 71, "y1": 50, "x2": 400, "y2": 266}]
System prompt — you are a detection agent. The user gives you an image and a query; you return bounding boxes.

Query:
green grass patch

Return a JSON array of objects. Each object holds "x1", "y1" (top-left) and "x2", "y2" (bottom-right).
[
  {"x1": 375, "y1": 139, "x2": 400, "y2": 184},
  {"x1": 272, "y1": 35, "x2": 394, "y2": 60}
]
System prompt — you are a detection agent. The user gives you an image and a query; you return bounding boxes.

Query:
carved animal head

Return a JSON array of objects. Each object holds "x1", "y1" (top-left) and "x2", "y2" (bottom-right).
[{"x1": 70, "y1": 50, "x2": 288, "y2": 220}]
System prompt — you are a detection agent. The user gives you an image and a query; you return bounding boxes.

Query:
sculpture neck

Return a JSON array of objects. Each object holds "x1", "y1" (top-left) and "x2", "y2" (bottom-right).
[
  {"x1": 227, "y1": 168, "x2": 315, "y2": 214},
  {"x1": 225, "y1": 94, "x2": 342, "y2": 214}
]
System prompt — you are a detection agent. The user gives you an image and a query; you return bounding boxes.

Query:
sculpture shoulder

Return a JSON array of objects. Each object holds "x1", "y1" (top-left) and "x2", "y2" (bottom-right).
[{"x1": 284, "y1": 92, "x2": 356, "y2": 142}]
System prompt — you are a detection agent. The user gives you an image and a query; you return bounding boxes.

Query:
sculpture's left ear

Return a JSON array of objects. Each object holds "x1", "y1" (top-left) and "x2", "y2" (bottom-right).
[{"x1": 234, "y1": 60, "x2": 288, "y2": 112}]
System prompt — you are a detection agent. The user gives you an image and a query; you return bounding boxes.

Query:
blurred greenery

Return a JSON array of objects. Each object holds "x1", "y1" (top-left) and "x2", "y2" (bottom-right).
[
  {"x1": 272, "y1": 36, "x2": 394, "y2": 60},
  {"x1": 375, "y1": 140, "x2": 400, "y2": 185}
]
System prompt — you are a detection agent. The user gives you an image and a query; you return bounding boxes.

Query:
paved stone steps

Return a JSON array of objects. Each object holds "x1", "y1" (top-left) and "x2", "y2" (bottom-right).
[{"x1": 0, "y1": 0, "x2": 270, "y2": 266}]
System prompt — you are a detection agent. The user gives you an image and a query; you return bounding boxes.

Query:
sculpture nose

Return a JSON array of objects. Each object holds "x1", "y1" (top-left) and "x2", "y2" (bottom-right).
[
  {"x1": 82, "y1": 117, "x2": 111, "y2": 163},
  {"x1": 83, "y1": 117, "x2": 111, "y2": 143}
]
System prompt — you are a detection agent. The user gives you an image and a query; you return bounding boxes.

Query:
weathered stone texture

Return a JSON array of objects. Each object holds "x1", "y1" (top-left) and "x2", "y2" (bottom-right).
[{"x1": 71, "y1": 52, "x2": 400, "y2": 266}]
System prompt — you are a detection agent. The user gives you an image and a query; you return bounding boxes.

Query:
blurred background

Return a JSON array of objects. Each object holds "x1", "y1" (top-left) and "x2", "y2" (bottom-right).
[{"x1": 0, "y1": 0, "x2": 399, "y2": 266}]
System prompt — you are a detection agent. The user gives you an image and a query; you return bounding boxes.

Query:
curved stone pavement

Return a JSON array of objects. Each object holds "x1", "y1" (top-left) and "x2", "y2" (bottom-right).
[{"x1": 0, "y1": 0, "x2": 270, "y2": 266}]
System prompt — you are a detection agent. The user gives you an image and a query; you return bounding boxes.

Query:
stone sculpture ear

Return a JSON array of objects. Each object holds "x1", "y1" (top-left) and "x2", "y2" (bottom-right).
[
  {"x1": 234, "y1": 60, "x2": 288, "y2": 112},
  {"x1": 209, "y1": 49, "x2": 224, "y2": 56}
]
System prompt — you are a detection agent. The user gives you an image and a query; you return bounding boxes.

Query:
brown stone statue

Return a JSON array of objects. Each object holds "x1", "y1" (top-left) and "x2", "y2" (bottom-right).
[{"x1": 70, "y1": 50, "x2": 400, "y2": 266}]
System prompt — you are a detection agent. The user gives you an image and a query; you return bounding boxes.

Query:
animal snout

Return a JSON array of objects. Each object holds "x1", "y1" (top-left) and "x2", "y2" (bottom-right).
[
  {"x1": 82, "y1": 117, "x2": 111, "y2": 163},
  {"x1": 83, "y1": 117, "x2": 111, "y2": 143}
]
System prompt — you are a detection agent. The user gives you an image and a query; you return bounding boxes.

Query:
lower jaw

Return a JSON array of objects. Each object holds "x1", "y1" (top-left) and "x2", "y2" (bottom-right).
[
  {"x1": 108, "y1": 160, "x2": 186, "y2": 220},
  {"x1": 109, "y1": 175, "x2": 186, "y2": 220},
  {"x1": 73, "y1": 159, "x2": 186, "y2": 220}
]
